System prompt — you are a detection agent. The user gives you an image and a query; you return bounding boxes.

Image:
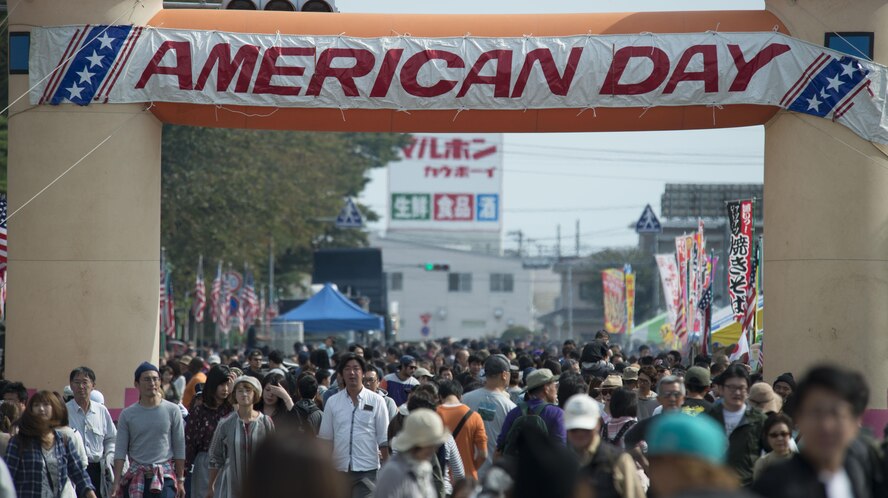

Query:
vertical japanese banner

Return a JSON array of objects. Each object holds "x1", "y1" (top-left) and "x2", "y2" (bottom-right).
[
  {"x1": 625, "y1": 271, "x2": 636, "y2": 336},
  {"x1": 726, "y1": 200, "x2": 755, "y2": 321},
  {"x1": 388, "y1": 133, "x2": 504, "y2": 232},
  {"x1": 674, "y1": 236, "x2": 689, "y2": 340},
  {"x1": 601, "y1": 269, "x2": 627, "y2": 334},
  {"x1": 655, "y1": 254, "x2": 680, "y2": 327}
]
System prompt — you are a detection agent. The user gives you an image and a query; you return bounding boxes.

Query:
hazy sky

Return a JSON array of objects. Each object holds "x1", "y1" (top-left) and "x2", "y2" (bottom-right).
[{"x1": 345, "y1": 0, "x2": 767, "y2": 253}]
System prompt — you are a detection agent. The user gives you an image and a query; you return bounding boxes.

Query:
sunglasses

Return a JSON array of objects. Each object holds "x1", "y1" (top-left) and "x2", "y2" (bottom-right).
[
  {"x1": 768, "y1": 431, "x2": 791, "y2": 439},
  {"x1": 600, "y1": 388, "x2": 615, "y2": 395}
]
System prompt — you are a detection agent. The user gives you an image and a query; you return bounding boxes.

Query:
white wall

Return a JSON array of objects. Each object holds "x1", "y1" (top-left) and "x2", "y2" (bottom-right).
[{"x1": 371, "y1": 234, "x2": 535, "y2": 341}]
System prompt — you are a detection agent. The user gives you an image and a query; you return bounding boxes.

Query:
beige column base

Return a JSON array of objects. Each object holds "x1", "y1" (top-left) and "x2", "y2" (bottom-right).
[{"x1": 7, "y1": 0, "x2": 163, "y2": 410}]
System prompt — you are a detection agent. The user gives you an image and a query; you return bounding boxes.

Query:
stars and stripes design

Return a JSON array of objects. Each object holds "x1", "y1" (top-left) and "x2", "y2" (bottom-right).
[
  {"x1": 193, "y1": 257, "x2": 207, "y2": 323},
  {"x1": 42, "y1": 25, "x2": 144, "y2": 106},
  {"x1": 241, "y1": 270, "x2": 259, "y2": 327},
  {"x1": 210, "y1": 261, "x2": 222, "y2": 324},
  {"x1": 159, "y1": 253, "x2": 175, "y2": 337},
  {"x1": 0, "y1": 194, "x2": 7, "y2": 272},
  {"x1": 784, "y1": 54, "x2": 871, "y2": 121},
  {"x1": 697, "y1": 283, "x2": 713, "y2": 356},
  {"x1": 741, "y1": 241, "x2": 760, "y2": 337}
]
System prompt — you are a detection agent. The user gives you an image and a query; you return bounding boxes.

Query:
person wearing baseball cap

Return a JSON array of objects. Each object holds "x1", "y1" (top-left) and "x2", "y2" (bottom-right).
[
  {"x1": 622, "y1": 366, "x2": 640, "y2": 390},
  {"x1": 564, "y1": 394, "x2": 644, "y2": 498},
  {"x1": 412, "y1": 367, "x2": 435, "y2": 385},
  {"x1": 496, "y1": 368, "x2": 565, "y2": 454},
  {"x1": 682, "y1": 366, "x2": 714, "y2": 416},
  {"x1": 375, "y1": 409, "x2": 448, "y2": 498},
  {"x1": 382, "y1": 355, "x2": 419, "y2": 406},
  {"x1": 461, "y1": 354, "x2": 517, "y2": 477}
]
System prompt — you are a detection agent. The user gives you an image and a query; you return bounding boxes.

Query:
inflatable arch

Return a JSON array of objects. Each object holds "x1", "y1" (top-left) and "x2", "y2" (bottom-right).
[{"x1": 7, "y1": 1, "x2": 888, "y2": 428}]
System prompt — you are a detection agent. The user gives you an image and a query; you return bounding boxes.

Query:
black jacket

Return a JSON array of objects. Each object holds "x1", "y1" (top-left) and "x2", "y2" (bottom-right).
[
  {"x1": 752, "y1": 450, "x2": 874, "y2": 498},
  {"x1": 706, "y1": 404, "x2": 766, "y2": 487}
]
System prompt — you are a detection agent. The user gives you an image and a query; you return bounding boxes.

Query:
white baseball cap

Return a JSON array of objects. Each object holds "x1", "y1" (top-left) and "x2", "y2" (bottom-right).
[{"x1": 563, "y1": 394, "x2": 601, "y2": 431}]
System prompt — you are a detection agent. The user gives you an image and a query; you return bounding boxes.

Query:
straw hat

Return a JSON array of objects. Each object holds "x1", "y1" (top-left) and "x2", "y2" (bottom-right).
[{"x1": 391, "y1": 408, "x2": 449, "y2": 453}]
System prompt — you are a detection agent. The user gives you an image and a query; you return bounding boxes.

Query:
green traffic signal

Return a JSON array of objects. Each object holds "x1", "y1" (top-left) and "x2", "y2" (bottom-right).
[{"x1": 423, "y1": 263, "x2": 450, "y2": 271}]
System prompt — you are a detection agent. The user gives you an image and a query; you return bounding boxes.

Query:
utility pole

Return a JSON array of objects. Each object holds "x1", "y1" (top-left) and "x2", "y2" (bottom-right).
[
  {"x1": 556, "y1": 224, "x2": 562, "y2": 259},
  {"x1": 575, "y1": 219, "x2": 581, "y2": 257},
  {"x1": 268, "y1": 237, "x2": 275, "y2": 318},
  {"x1": 508, "y1": 230, "x2": 524, "y2": 256},
  {"x1": 567, "y1": 264, "x2": 574, "y2": 339}
]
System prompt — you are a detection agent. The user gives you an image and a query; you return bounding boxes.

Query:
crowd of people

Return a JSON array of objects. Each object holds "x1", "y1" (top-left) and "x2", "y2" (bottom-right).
[{"x1": 0, "y1": 329, "x2": 886, "y2": 498}]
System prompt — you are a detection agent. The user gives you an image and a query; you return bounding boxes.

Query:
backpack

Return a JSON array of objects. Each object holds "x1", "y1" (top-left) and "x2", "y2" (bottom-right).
[
  {"x1": 500, "y1": 402, "x2": 551, "y2": 457},
  {"x1": 293, "y1": 403, "x2": 321, "y2": 435},
  {"x1": 430, "y1": 443, "x2": 447, "y2": 498}
]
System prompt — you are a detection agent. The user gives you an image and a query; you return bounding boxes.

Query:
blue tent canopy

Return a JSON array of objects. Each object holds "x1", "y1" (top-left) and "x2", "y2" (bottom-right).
[{"x1": 273, "y1": 283, "x2": 384, "y2": 332}]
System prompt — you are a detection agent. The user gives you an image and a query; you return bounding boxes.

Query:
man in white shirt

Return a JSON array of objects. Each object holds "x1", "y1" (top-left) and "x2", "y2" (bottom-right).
[
  {"x1": 461, "y1": 354, "x2": 516, "y2": 478},
  {"x1": 319, "y1": 353, "x2": 390, "y2": 498},
  {"x1": 67, "y1": 366, "x2": 117, "y2": 498}
]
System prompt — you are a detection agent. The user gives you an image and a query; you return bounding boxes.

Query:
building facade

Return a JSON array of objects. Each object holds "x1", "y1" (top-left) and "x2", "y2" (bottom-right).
[{"x1": 371, "y1": 234, "x2": 556, "y2": 341}]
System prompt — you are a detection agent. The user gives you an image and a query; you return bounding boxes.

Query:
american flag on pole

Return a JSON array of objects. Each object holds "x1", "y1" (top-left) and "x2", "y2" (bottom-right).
[
  {"x1": 0, "y1": 194, "x2": 7, "y2": 272},
  {"x1": 219, "y1": 267, "x2": 231, "y2": 334},
  {"x1": 164, "y1": 272, "x2": 176, "y2": 337},
  {"x1": 192, "y1": 257, "x2": 206, "y2": 323},
  {"x1": 697, "y1": 283, "x2": 713, "y2": 356},
  {"x1": 210, "y1": 261, "x2": 222, "y2": 323},
  {"x1": 742, "y1": 242, "x2": 760, "y2": 338},
  {"x1": 242, "y1": 270, "x2": 259, "y2": 326}
]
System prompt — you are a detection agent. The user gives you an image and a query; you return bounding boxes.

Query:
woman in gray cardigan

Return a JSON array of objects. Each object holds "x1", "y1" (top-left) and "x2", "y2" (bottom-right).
[{"x1": 206, "y1": 376, "x2": 274, "y2": 498}]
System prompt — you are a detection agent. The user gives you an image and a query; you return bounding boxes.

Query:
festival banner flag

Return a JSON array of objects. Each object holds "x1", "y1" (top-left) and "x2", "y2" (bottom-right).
[
  {"x1": 602, "y1": 269, "x2": 627, "y2": 334},
  {"x1": 625, "y1": 270, "x2": 636, "y2": 336},
  {"x1": 655, "y1": 254, "x2": 681, "y2": 327},
  {"x1": 210, "y1": 261, "x2": 222, "y2": 324},
  {"x1": 726, "y1": 200, "x2": 755, "y2": 321}
]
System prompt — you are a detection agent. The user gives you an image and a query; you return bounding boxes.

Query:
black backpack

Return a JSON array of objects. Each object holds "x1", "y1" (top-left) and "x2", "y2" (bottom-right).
[
  {"x1": 500, "y1": 402, "x2": 551, "y2": 457},
  {"x1": 293, "y1": 403, "x2": 321, "y2": 434}
]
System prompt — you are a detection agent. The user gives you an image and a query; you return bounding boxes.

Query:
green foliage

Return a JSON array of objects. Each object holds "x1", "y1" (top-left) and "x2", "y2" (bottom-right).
[
  {"x1": 161, "y1": 126, "x2": 408, "y2": 303},
  {"x1": 500, "y1": 325, "x2": 533, "y2": 342}
]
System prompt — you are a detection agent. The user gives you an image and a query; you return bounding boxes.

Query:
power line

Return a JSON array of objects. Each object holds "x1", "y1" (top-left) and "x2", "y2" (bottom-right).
[
  {"x1": 503, "y1": 141, "x2": 761, "y2": 159},
  {"x1": 503, "y1": 149, "x2": 760, "y2": 167}
]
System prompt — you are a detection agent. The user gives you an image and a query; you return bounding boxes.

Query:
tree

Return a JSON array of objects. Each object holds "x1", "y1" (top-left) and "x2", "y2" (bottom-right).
[{"x1": 161, "y1": 126, "x2": 408, "y2": 306}]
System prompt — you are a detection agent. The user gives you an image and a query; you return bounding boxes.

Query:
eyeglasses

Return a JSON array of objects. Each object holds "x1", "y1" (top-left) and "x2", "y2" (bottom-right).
[
  {"x1": 659, "y1": 391, "x2": 683, "y2": 399},
  {"x1": 600, "y1": 388, "x2": 615, "y2": 396},
  {"x1": 768, "y1": 431, "x2": 791, "y2": 439},
  {"x1": 363, "y1": 378, "x2": 378, "y2": 384}
]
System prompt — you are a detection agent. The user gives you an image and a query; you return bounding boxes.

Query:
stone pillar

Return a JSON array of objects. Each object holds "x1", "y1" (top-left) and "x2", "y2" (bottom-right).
[
  {"x1": 7, "y1": 0, "x2": 164, "y2": 412},
  {"x1": 764, "y1": 0, "x2": 888, "y2": 413}
]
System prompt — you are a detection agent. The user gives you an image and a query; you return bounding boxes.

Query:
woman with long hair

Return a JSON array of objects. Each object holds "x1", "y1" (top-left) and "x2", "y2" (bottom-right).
[
  {"x1": 206, "y1": 376, "x2": 274, "y2": 498},
  {"x1": 4, "y1": 390, "x2": 96, "y2": 498},
  {"x1": 186, "y1": 365, "x2": 235, "y2": 498},
  {"x1": 256, "y1": 373, "x2": 295, "y2": 427},
  {"x1": 601, "y1": 388, "x2": 639, "y2": 449},
  {"x1": 0, "y1": 400, "x2": 22, "y2": 456},
  {"x1": 47, "y1": 393, "x2": 88, "y2": 498}
]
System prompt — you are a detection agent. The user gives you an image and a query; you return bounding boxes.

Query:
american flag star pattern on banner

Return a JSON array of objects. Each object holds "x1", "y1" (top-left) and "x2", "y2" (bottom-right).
[
  {"x1": 0, "y1": 194, "x2": 7, "y2": 272},
  {"x1": 785, "y1": 55, "x2": 870, "y2": 120},
  {"x1": 742, "y1": 242, "x2": 760, "y2": 337},
  {"x1": 193, "y1": 258, "x2": 206, "y2": 323},
  {"x1": 42, "y1": 25, "x2": 144, "y2": 105}
]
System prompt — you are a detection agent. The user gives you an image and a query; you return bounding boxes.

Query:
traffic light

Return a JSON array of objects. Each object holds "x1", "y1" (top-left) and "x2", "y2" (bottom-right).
[
  {"x1": 222, "y1": 0, "x2": 338, "y2": 11},
  {"x1": 423, "y1": 263, "x2": 450, "y2": 272}
]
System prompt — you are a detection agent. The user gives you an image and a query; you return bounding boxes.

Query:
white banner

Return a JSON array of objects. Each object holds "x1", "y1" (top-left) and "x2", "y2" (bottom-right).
[
  {"x1": 655, "y1": 254, "x2": 680, "y2": 328},
  {"x1": 30, "y1": 25, "x2": 888, "y2": 144},
  {"x1": 388, "y1": 133, "x2": 503, "y2": 232}
]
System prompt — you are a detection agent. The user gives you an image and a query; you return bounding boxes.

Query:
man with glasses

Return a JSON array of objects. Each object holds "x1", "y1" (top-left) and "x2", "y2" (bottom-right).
[
  {"x1": 363, "y1": 369, "x2": 398, "y2": 422},
  {"x1": 382, "y1": 355, "x2": 419, "y2": 406},
  {"x1": 319, "y1": 353, "x2": 390, "y2": 498},
  {"x1": 623, "y1": 375, "x2": 686, "y2": 451},
  {"x1": 706, "y1": 364, "x2": 766, "y2": 487},
  {"x1": 67, "y1": 367, "x2": 116, "y2": 498},
  {"x1": 753, "y1": 365, "x2": 880, "y2": 498},
  {"x1": 112, "y1": 362, "x2": 186, "y2": 498}
]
